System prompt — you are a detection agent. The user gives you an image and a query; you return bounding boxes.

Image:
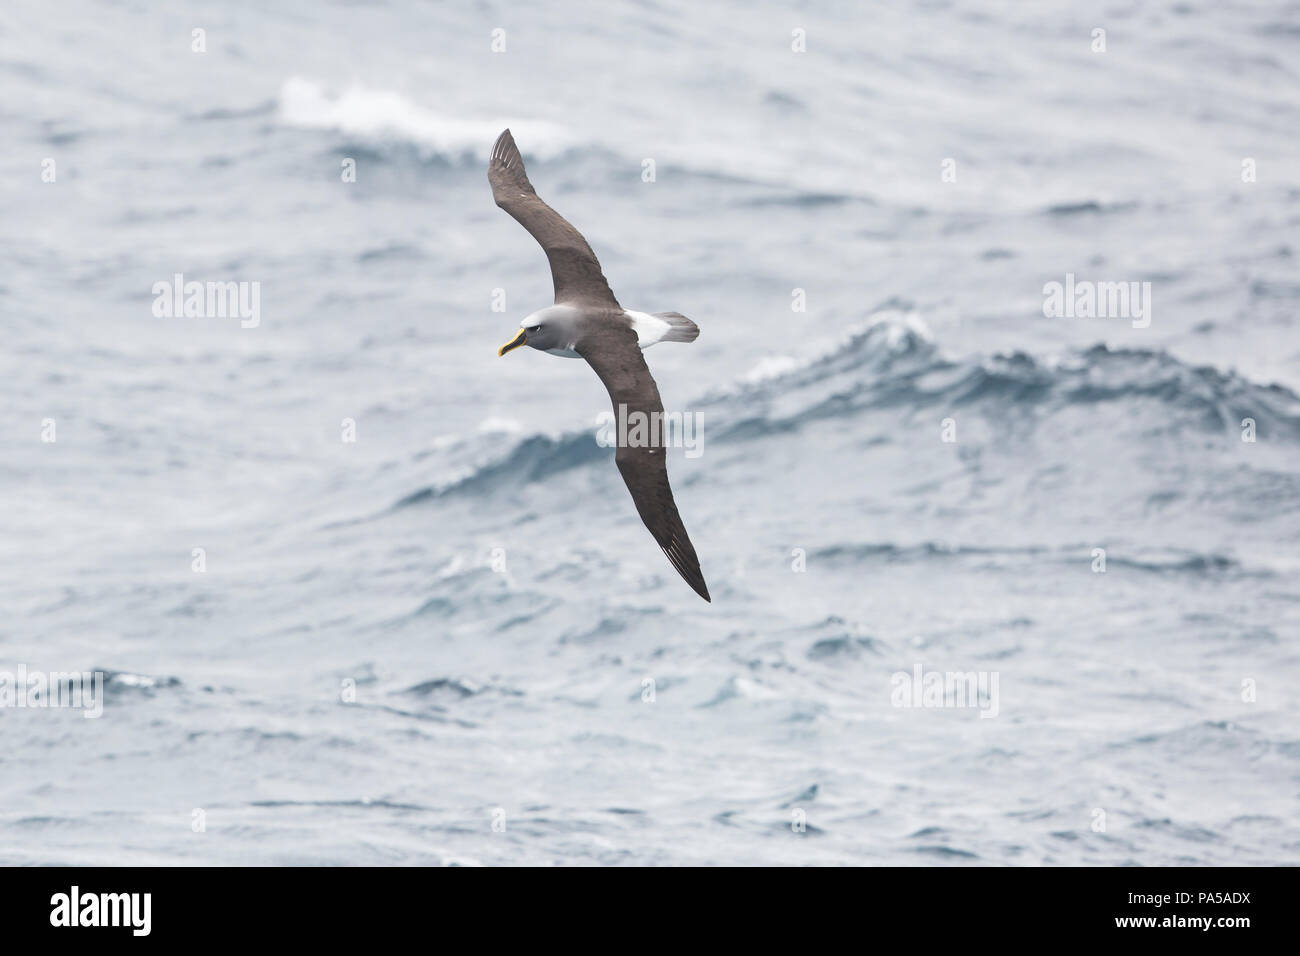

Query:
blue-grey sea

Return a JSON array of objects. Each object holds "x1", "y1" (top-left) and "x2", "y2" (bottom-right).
[{"x1": 3, "y1": 0, "x2": 1299, "y2": 865}]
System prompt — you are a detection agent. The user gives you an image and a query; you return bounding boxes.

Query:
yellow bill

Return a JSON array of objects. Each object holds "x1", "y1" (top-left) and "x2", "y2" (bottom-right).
[{"x1": 498, "y1": 329, "x2": 527, "y2": 356}]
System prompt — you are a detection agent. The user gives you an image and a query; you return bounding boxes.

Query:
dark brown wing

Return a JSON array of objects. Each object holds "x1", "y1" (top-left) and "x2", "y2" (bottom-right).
[
  {"x1": 488, "y1": 129, "x2": 620, "y2": 309},
  {"x1": 578, "y1": 323, "x2": 710, "y2": 602}
]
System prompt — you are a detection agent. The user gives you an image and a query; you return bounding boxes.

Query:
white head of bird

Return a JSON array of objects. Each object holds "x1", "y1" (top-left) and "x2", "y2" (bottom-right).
[{"x1": 498, "y1": 304, "x2": 582, "y2": 358}]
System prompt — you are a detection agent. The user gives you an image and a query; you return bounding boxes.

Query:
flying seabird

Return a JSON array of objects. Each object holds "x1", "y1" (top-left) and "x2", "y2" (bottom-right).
[{"x1": 488, "y1": 129, "x2": 711, "y2": 602}]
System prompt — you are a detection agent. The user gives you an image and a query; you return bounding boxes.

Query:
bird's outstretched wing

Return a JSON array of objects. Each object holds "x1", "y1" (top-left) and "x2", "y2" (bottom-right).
[
  {"x1": 578, "y1": 323, "x2": 710, "y2": 602},
  {"x1": 488, "y1": 129, "x2": 620, "y2": 309}
]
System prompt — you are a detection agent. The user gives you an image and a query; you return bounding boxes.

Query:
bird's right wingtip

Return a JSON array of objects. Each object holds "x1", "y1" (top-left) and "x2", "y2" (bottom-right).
[{"x1": 490, "y1": 128, "x2": 523, "y2": 171}]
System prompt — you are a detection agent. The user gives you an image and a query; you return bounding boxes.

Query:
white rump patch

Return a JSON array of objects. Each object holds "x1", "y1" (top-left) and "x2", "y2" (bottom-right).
[{"x1": 625, "y1": 310, "x2": 672, "y2": 349}]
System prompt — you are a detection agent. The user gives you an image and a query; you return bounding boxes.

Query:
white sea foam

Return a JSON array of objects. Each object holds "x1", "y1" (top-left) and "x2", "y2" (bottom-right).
[{"x1": 277, "y1": 77, "x2": 572, "y2": 159}]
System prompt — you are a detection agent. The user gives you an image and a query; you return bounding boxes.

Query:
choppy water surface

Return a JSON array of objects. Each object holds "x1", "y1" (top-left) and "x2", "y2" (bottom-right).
[{"x1": 2, "y1": 0, "x2": 1299, "y2": 864}]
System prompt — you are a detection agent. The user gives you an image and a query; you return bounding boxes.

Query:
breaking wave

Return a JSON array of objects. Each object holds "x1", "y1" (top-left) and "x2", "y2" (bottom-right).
[
  {"x1": 390, "y1": 314, "x2": 1300, "y2": 506},
  {"x1": 275, "y1": 77, "x2": 573, "y2": 160}
]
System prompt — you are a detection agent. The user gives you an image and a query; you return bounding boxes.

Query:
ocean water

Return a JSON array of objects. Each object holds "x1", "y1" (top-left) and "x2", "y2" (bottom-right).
[{"x1": 2, "y1": 0, "x2": 1299, "y2": 865}]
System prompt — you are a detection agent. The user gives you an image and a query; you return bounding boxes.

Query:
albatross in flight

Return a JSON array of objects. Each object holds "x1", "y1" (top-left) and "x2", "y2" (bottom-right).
[{"x1": 489, "y1": 129, "x2": 710, "y2": 602}]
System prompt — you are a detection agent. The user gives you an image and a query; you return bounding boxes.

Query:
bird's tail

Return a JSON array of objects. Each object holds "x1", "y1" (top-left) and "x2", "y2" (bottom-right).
[{"x1": 653, "y1": 312, "x2": 700, "y2": 343}]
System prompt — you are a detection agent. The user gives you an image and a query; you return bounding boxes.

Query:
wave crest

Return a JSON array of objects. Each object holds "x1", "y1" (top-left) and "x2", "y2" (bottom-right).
[
  {"x1": 276, "y1": 77, "x2": 571, "y2": 160},
  {"x1": 391, "y1": 313, "x2": 1300, "y2": 505}
]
